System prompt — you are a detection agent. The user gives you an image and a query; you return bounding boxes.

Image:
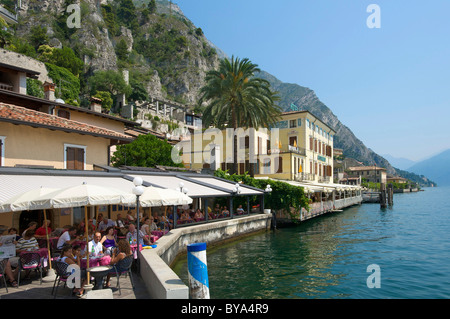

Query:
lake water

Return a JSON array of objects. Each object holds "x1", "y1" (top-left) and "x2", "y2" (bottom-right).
[{"x1": 173, "y1": 187, "x2": 450, "y2": 299}]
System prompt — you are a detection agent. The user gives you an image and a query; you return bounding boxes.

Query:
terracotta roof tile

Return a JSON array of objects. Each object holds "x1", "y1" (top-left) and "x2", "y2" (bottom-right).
[{"x1": 0, "y1": 102, "x2": 132, "y2": 141}]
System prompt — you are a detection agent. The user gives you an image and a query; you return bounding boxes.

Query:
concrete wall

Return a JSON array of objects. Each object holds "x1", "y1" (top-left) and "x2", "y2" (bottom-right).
[{"x1": 138, "y1": 213, "x2": 272, "y2": 299}]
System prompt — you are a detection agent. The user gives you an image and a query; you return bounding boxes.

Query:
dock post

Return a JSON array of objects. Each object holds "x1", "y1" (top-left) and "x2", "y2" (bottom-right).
[
  {"x1": 380, "y1": 183, "x2": 387, "y2": 208},
  {"x1": 187, "y1": 243, "x2": 210, "y2": 299},
  {"x1": 388, "y1": 183, "x2": 394, "y2": 206}
]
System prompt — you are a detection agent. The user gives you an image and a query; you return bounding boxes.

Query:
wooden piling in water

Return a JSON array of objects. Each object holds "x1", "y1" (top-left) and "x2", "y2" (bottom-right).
[
  {"x1": 380, "y1": 183, "x2": 387, "y2": 208},
  {"x1": 388, "y1": 183, "x2": 394, "y2": 206}
]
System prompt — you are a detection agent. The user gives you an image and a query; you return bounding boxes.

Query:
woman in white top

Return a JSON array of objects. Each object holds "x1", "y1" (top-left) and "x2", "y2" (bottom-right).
[{"x1": 57, "y1": 245, "x2": 86, "y2": 298}]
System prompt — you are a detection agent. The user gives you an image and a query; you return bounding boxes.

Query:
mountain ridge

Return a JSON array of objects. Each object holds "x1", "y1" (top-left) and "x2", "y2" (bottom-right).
[
  {"x1": 407, "y1": 149, "x2": 450, "y2": 186},
  {"x1": 1, "y1": 0, "x2": 434, "y2": 185}
]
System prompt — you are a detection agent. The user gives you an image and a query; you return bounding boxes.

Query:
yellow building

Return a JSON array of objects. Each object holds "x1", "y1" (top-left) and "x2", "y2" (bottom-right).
[{"x1": 181, "y1": 110, "x2": 335, "y2": 184}]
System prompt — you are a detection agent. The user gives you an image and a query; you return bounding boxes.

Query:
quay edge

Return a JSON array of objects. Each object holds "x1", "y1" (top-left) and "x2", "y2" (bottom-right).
[{"x1": 137, "y1": 213, "x2": 272, "y2": 299}]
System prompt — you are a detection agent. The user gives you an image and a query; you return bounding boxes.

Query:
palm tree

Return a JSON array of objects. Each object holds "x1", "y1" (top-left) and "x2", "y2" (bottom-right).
[{"x1": 198, "y1": 56, "x2": 282, "y2": 175}]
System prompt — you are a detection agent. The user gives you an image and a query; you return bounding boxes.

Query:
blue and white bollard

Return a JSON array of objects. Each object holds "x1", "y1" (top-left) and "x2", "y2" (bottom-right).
[{"x1": 187, "y1": 242, "x2": 210, "y2": 299}]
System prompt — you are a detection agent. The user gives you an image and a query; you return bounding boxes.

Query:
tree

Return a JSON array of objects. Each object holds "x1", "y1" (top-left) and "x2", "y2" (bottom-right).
[
  {"x1": 50, "y1": 47, "x2": 84, "y2": 77},
  {"x1": 89, "y1": 70, "x2": 131, "y2": 98},
  {"x1": 93, "y1": 91, "x2": 113, "y2": 111},
  {"x1": 198, "y1": 56, "x2": 282, "y2": 175},
  {"x1": 148, "y1": 0, "x2": 157, "y2": 14},
  {"x1": 0, "y1": 17, "x2": 12, "y2": 48},
  {"x1": 30, "y1": 26, "x2": 49, "y2": 49},
  {"x1": 111, "y1": 134, "x2": 184, "y2": 168},
  {"x1": 117, "y1": 0, "x2": 137, "y2": 30},
  {"x1": 129, "y1": 78, "x2": 149, "y2": 102},
  {"x1": 115, "y1": 39, "x2": 129, "y2": 61},
  {"x1": 45, "y1": 63, "x2": 81, "y2": 105}
]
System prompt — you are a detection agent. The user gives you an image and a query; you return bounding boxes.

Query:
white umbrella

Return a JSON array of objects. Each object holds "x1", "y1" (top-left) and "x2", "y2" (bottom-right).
[
  {"x1": 138, "y1": 186, "x2": 192, "y2": 207},
  {"x1": 29, "y1": 183, "x2": 137, "y2": 285},
  {"x1": 32, "y1": 183, "x2": 136, "y2": 209},
  {"x1": 0, "y1": 186, "x2": 61, "y2": 276},
  {"x1": 0, "y1": 187, "x2": 60, "y2": 213}
]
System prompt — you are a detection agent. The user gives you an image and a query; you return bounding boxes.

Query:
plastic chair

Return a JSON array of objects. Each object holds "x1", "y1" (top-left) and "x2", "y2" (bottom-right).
[
  {"x1": 52, "y1": 260, "x2": 70, "y2": 299},
  {"x1": 17, "y1": 252, "x2": 44, "y2": 287},
  {"x1": 111, "y1": 255, "x2": 134, "y2": 295},
  {"x1": 0, "y1": 259, "x2": 8, "y2": 293}
]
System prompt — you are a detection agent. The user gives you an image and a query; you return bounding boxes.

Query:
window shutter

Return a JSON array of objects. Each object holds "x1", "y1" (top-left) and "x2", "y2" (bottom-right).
[
  {"x1": 310, "y1": 137, "x2": 313, "y2": 151},
  {"x1": 75, "y1": 148, "x2": 85, "y2": 170},
  {"x1": 67, "y1": 147, "x2": 85, "y2": 170},
  {"x1": 66, "y1": 147, "x2": 75, "y2": 170},
  {"x1": 276, "y1": 157, "x2": 283, "y2": 173}
]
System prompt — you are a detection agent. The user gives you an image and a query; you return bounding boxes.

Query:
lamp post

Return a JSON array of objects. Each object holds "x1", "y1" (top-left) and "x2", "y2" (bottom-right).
[
  {"x1": 175, "y1": 182, "x2": 188, "y2": 228},
  {"x1": 132, "y1": 177, "x2": 144, "y2": 269}
]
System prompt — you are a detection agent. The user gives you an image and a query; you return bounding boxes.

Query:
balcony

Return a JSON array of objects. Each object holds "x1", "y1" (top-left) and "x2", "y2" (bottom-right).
[
  {"x1": 268, "y1": 145, "x2": 306, "y2": 156},
  {"x1": 295, "y1": 173, "x2": 315, "y2": 182}
]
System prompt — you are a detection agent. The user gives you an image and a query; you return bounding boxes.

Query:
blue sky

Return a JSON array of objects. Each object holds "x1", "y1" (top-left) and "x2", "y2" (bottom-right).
[{"x1": 175, "y1": 0, "x2": 450, "y2": 162}]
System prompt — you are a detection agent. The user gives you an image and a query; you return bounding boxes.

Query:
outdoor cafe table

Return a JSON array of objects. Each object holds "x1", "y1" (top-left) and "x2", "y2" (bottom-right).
[
  {"x1": 86, "y1": 265, "x2": 113, "y2": 290},
  {"x1": 80, "y1": 254, "x2": 111, "y2": 269}
]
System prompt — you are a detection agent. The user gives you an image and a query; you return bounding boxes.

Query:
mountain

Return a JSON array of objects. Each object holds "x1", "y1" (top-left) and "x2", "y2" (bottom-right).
[
  {"x1": 407, "y1": 149, "x2": 450, "y2": 186},
  {"x1": 1, "y1": 0, "x2": 433, "y2": 184},
  {"x1": 382, "y1": 154, "x2": 416, "y2": 171}
]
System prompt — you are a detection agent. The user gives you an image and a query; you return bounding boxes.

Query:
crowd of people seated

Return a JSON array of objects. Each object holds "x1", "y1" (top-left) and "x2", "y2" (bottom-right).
[{"x1": 0, "y1": 202, "x2": 252, "y2": 290}]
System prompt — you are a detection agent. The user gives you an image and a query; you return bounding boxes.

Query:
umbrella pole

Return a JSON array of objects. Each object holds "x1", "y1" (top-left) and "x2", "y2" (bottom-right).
[
  {"x1": 85, "y1": 205, "x2": 90, "y2": 285},
  {"x1": 44, "y1": 209, "x2": 52, "y2": 269},
  {"x1": 42, "y1": 209, "x2": 56, "y2": 281}
]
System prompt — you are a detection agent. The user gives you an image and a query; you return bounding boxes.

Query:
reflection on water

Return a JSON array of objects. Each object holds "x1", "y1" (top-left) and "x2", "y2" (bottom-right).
[{"x1": 173, "y1": 187, "x2": 450, "y2": 299}]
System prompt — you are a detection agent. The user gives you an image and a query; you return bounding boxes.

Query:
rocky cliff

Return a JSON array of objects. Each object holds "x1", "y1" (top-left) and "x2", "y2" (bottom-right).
[
  {"x1": 2, "y1": 0, "x2": 425, "y2": 180},
  {"x1": 12, "y1": 0, "x2": 219, "y2": 105}
]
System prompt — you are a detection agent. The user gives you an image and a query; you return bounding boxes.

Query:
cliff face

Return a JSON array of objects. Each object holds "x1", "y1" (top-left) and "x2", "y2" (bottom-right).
[
  {"x1": 7, "y1": 0, "x2": 410, "y2": 177},
  {"x1": 13, "y1": 0, "x2": 219, "y2": 105}
]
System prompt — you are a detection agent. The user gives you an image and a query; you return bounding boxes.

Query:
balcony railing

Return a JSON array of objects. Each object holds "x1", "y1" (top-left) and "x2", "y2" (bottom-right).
[
  {"x1": 268, "y1": 145, "x2": 306, "y2": 156},
  {"x1": 295, "y1": 173, "x2": 315, "y2": 182}
]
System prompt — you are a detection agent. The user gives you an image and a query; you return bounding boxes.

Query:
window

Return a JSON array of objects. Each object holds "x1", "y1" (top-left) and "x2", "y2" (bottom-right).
[
  {"x1": 306, "y1": 119, "x2": 310, "y2": 129},
  {"x1": 65, "y1": 144, "x2": 86, "y2": 170},
  {"x1": 186, "y1": 115, "x2": 193, "y2": 126},
  {"x1": 289, "y1": 136, "x2": 297, "y2": 147},
  {"x1": 276, "y1": 156, "x2": 283, "y2": 173},
  {"x1": 0, "y1": 136, "x2": 5, "y2": 167},
  {"x1": 289, "y1": 119, "x2": 297, "y2": 128},
  {"x1": 57, "y1": 109, "x2": 70, "y2": 119}
]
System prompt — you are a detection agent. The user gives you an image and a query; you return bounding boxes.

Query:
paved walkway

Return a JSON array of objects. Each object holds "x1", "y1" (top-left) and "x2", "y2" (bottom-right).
[{"x1": 0, "y1": 266, "x2": 151, "y2": 299}]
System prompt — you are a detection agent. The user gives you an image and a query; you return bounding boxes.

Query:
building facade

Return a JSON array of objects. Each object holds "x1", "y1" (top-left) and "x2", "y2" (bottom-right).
[
  {"x1": 347, "y1": 166, "x2": 387, "y2": 184},
  {"x1": 182, "y1": 110, "x2": 336, "y2": 184}
]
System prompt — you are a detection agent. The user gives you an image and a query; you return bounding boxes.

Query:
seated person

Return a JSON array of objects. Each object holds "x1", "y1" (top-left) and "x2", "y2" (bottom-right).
[
  {"x1": 56, "y1": 226, "x2": 79, "y2": 250},
  {"x1": 105, "y1": 239, "x2": 133, "y2": 288},
  {"x1": 100, "y1": 227, "x2": 117, "y2": 255},
  {"x1": 7, "y1": 227, "x2": 20, "y2": 242},
  {"x1": 0, "y1": 259, "x2": 19, "y2": 287},
  {"x1": 88, "y1": 232, "x2": 104, "y2": 256},
  {"x1": 126, "y1": 224, "x2": 150, "y2": 246},
  {"x1": 179, "y1": 209, "x2": 192, "y2": 223},
  {"x1": 158, "y1": 214, "x2": 169, "y2": 229},
  {"x1": 97, "y1": 217, "x2": 115, "y2": 234},
  {"x1": 221, "y1": 206, "x2": 230, "y2": 217},
  {"x1": 16, "y1": 229, "x2": 39, "y2": 253},
  {"x1": 213, "y1": 204, "x2": 221, "y2": 217},
  {"x1": 21, "y1": 221, "x2": 38, "y2": 238},
  {"x1": 35, "y1": 220, "x2": 52, "y2": 238},
  {"x1": 194, "y1": 209, "x2": 204, "y2": 220},
  {"x1": 57, "y1": 244, "x2": 87, "y2": 298},
  {"x1": 236, "y1": 205, "x2": 245, "y2": 215}
]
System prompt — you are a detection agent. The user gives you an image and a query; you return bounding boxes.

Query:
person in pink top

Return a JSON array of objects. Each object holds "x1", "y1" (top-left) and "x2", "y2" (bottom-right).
[{"x1": 35, "y1": 220, "x2": 52, "y2": 238}]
